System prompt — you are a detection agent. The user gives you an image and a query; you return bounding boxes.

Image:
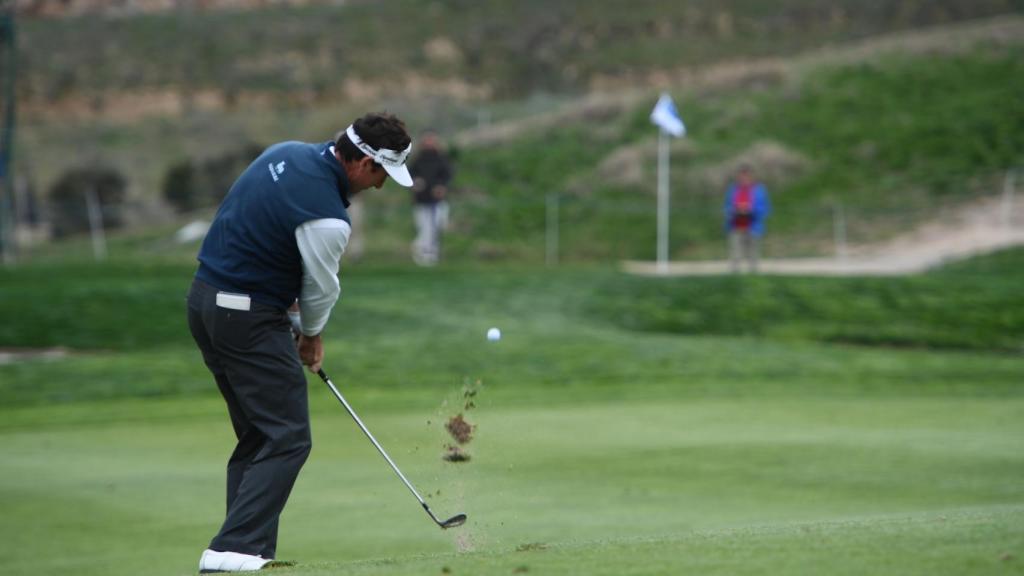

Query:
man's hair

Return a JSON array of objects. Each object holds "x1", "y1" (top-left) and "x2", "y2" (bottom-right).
[{"x1": 335, "y1": 112, "x2": 412, "y2": 164}]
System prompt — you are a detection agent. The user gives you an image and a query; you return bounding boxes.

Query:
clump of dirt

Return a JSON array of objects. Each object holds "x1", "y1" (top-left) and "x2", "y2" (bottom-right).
[
  {"x1": 445, "y1": 414, "x2": 474, "y2": 444},
  {"x1": 443, "y1": 445, "x2": 471, "y2": 462},
  {"x1": 515, "y1": 542, "x2": 548, "y2": 552},
  {"x1": 441, "y1": 379, "x2": 482, "y2": 463},
  {"x1": 463, "y1": 387, "x2": 478, "y2": 411}
]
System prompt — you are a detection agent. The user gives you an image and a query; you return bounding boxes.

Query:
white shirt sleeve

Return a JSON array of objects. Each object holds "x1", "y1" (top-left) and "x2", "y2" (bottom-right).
[{"x1": 295, "y1": 218, "x2": 351, "y2": 336}]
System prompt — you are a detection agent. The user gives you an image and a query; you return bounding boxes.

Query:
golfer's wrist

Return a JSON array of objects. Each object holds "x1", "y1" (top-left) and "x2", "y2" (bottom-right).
[{"x1": 288, "y1": 310, "x2": 302, "y2": 333}]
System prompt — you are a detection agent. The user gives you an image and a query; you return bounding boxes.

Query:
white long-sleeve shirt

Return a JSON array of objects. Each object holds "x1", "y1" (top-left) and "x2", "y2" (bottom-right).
[{"x1": 294, "y1": 218, "x2": 351, "y2": 336}]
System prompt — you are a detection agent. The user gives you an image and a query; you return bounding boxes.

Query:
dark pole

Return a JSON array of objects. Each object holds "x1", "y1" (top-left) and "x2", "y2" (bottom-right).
[{"x1": 0, "y1": 11, "x2": 16, "y2": 265}]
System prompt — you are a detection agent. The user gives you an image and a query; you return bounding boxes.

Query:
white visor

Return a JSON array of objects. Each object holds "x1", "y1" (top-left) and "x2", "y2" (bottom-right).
[{"x1": 345, "y1": 125, "x2": 414, "y2": 187}]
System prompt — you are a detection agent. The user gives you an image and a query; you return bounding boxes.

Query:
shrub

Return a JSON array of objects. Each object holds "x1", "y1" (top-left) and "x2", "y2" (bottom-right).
[
  {"x1": 47, "y1": 166, "x2": 127, "y2": 238},
  {"x1": 162, "y1": 143, "x2": 264, "y2": 213}
]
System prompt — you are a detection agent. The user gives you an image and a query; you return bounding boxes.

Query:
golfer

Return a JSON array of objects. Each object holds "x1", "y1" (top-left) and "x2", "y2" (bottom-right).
[{"x1": 187, "y1": 113, "x2": 413, "y2": 572}]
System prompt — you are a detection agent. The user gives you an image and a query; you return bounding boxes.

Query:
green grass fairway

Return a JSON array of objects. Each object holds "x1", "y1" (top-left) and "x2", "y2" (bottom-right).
[{"x1": 2, "y1": 258, "x2": 1023, "y2": 575}]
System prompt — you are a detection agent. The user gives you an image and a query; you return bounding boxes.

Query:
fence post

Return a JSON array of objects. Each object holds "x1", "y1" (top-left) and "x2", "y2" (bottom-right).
[
  {"x1": 1002, "y1": 169, "x2": 1016, "y2": 229},
  {"x1": 85, "y1": 186, "x2": 107, "y2": 261},
  {"x1": 833, "y1": 202, "x2": 848, "y2": 260},
  {"x1": 0, "y1": 179, "x2": 11, "y2": 266},
  {"x1": 546, "y1": 192, "x2": 559, "y2": 267}
]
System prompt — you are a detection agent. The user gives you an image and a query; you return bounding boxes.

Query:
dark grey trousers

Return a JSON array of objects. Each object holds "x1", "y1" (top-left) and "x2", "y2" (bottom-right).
[{"x1": 187, "y1": 279, "x2": 311, "y2": 559}]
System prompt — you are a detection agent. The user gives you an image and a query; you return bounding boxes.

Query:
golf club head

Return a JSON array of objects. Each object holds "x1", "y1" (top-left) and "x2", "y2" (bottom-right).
[{"x1": 439, "y1": 513, "x2": 467, "y2": 529}]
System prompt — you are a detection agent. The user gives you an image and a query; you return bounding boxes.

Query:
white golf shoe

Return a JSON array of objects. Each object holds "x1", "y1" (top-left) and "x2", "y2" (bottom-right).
[{"x1": 199, "y1": 548, "x2": 272, "y2": 573}]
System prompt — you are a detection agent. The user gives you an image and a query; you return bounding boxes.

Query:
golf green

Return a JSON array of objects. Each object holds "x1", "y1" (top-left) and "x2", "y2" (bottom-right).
[{"x1": 1, "y1": 263, "x2": 1022, "y2": 575}]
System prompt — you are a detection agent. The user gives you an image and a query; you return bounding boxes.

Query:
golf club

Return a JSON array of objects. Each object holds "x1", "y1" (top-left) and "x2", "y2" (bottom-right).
[{"x1": 316, "y1": 368, "x2": 467, "y2": 530}]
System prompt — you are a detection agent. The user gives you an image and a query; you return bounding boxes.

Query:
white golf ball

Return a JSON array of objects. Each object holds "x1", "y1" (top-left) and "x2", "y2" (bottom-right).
[{"x1": 487, "y1": 327, "x2": 501, "y2": 342}]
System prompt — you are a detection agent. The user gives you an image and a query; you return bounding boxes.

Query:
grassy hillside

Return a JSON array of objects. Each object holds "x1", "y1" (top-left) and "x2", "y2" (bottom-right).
[
  {"x1": 59, "y1": 42, "x2": 1005, "y2": 265},
  {"x1": 418, "y1": 46, "x2": 1024, "y2": 261},
  {"x1": 19, "y1": 0, "x2": 1022, "y2": 102},
  {"x1": 11, "y1": 8, "x2": 1024, "y2": 265}
]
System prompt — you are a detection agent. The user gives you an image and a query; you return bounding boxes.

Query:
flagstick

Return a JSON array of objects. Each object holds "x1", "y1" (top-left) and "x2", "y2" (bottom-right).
[
  {"x1": 650, "y1": 92, "x2": 684, "y2": 274},
  {"x1": 657, "y1": 127, "x2": 669, "y2": 274}
]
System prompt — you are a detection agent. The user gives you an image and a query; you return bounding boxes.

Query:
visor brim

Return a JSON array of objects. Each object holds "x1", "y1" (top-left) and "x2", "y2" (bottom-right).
[{"x1": 385, "y1": 164, "x2": 414, "y2": 187}]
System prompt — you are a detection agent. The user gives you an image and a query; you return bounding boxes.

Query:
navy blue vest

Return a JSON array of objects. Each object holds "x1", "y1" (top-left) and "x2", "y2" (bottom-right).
[{"x1": 196, "y1": 141, "x2": 351, "y2": 309}]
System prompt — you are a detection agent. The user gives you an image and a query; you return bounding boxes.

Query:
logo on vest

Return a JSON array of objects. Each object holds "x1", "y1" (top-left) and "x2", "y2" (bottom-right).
[{"x1": 268, "y1": 161, "x2": 287, "y2": 182}]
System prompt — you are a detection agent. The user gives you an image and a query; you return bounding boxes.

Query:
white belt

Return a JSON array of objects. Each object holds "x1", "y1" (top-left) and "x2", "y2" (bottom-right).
[{"x1": 216, "y1": 292, "x2": 251, "y2": 311}]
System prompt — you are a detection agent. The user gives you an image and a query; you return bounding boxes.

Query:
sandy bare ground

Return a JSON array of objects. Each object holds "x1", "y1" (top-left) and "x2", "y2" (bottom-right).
[
  {"x1": 624, "y1": 189, "x2": 1024, "y2": 277},
  {"x1": 0, "y1": 347, "x2": 69, "y2": 365}
]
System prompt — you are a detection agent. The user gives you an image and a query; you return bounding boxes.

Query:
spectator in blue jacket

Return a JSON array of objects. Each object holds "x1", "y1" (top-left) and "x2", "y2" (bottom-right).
[{"x1": 724, "y1": 165, "x2": 770, "y2": 273}]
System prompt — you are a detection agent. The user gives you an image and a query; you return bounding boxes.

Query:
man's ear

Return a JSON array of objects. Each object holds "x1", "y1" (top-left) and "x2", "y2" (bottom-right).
[{"x1": 359, "y1": 156, "x2": 379, "y2": 174}]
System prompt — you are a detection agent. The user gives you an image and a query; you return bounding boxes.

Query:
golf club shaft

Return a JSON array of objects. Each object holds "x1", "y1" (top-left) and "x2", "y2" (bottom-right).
[{"x1": 316, "y1": 369, "x2": 428, "y2": 507}]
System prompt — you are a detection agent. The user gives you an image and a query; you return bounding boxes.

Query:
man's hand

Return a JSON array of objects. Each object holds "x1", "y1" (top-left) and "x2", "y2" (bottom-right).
[{"x1": 297, "y1": 334, "x2": 324, "y2": 373}]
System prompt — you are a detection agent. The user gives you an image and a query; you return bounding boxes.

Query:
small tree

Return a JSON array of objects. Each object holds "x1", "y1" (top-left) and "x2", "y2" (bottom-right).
[
  {"x1": 162, "y1": 143, "x2": 264, "y2": 213},
  {"x1": 162, "y1": 161, "x2": 198, "y2": 213},
  {"x1": 48, "y1": 166, "x2": 127, "y2": 238}
]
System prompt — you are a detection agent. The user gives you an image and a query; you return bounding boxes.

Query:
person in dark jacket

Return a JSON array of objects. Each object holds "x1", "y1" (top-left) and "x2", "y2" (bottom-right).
[
  {"x1": 408, "y1": 130, "x2": 453, "y2": 266},
  {"x1": 188, "y1": 112, "x2": 412, "y2": 572}
]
